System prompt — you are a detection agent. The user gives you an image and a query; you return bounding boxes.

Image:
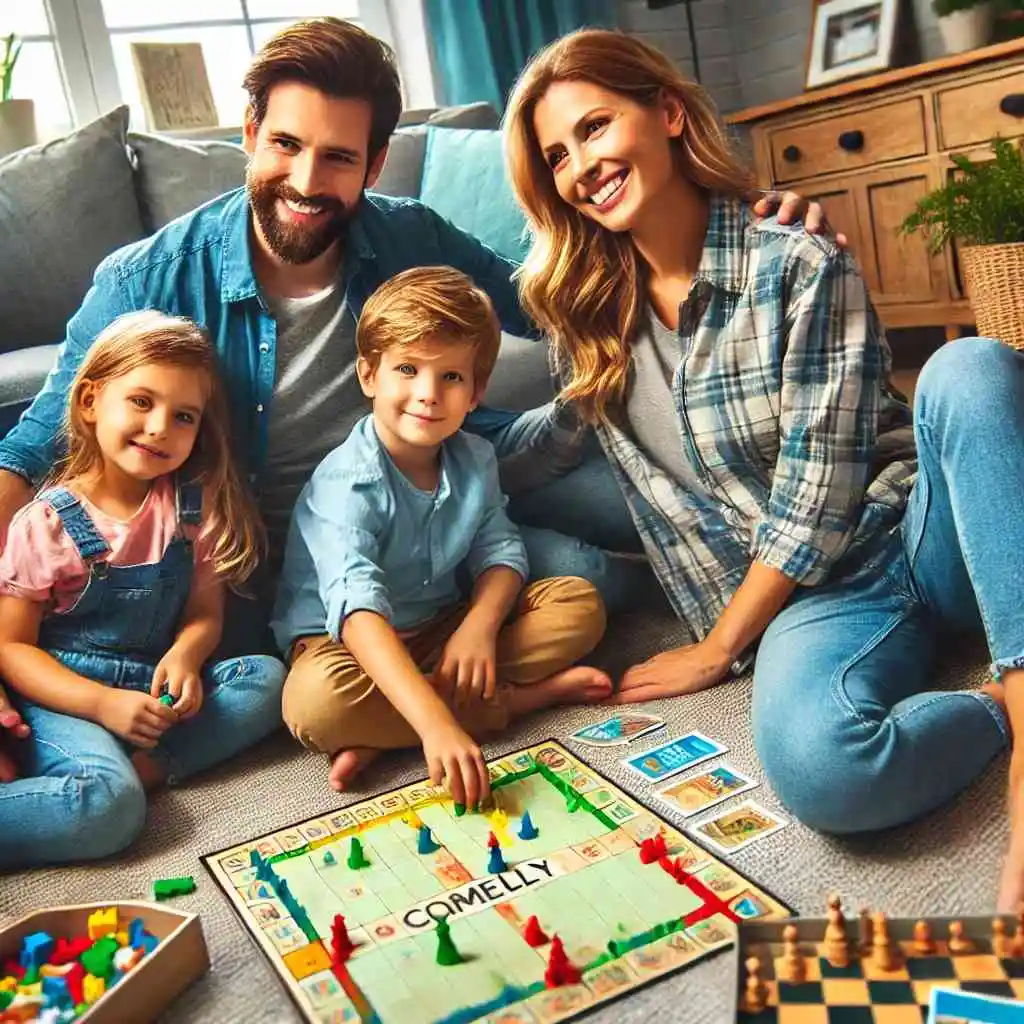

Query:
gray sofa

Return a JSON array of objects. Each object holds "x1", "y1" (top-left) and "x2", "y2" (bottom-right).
[{"x1": 0, "y1": 101, "x2": 550, "y2": 438}]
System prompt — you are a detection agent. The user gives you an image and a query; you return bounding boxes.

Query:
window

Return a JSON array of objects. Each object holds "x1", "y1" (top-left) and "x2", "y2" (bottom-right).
[{"x1": 1, "y1": 3, "x2": 72, "y2": 135}]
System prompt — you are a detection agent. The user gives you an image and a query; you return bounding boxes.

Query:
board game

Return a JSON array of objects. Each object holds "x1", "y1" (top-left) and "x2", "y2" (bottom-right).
[
  {"x1": 734, "y1": 901, "x2": 1024, "y2": 1024},
  {"x1": 204, "y1": 740, "x2": 790, "y2": 1024}
]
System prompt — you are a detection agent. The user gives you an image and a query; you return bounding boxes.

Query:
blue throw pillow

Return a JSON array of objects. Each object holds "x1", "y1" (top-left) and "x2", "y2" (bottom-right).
[{"x1": 420, "y1": 126, "x2": 529, "y2": 263}]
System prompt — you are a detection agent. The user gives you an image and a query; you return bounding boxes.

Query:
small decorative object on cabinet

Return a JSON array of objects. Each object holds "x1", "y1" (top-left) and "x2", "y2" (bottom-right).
[
  {"x1": 727, "y1": 38, "x2": 1024, "y2": 342},
  {"x1": 934, "y1": 0, "x2": 995, "y2": 55},
  {"x1": 0, "y1": 33, "x2": 37, "y2": 158}
]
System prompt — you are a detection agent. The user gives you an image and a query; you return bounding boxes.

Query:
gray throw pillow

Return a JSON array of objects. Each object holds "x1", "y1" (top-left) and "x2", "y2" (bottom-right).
[
  {"x1": 129, "y1": 132, "x2": 248, "y2": 233},
  {"x1": 0, "y1": 105, "x2": 145, "y2": 355}
]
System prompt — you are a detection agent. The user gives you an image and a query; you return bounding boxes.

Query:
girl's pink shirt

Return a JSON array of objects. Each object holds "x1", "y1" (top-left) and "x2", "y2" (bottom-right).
[{"x1": 0, "y1": 476, "x2": 217, "y2": 612}]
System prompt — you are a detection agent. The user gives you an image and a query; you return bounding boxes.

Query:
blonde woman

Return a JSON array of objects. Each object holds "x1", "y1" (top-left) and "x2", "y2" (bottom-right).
[{"x1": 506, "y1": 29, "x2": 1024, "y2": 905}]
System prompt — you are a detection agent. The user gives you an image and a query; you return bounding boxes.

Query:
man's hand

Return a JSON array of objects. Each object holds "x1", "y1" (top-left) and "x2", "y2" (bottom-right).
[
  {"x1": 433, "y1": 621, "x2": 498, "y2": 704},
  {"x1": 97, "y1": 689, "x2": 177, "y2": 748},
  {"x1": 610, "y1": 640, "x2": 733, "y2": 705},
  {"x1": 151, "y1": 649, "x2": 205, "y2": 720},
  {"x1": 421, "y1": 719, "x2": 491, "y2": 809},
  {"x1": 752, "y1": 191, "x2": 849, "y2": 248},
  {"x1": 0, "y1": 685, "x2": 29, "y2": 783}
]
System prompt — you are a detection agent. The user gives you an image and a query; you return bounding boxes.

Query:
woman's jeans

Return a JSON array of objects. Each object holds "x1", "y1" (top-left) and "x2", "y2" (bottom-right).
[
  {"x1": 753, "y1": 339, "x2": 1022, "y2": 833},
  {"x1": 0, "y1": 652, "x2": 285, "y2": 870}
]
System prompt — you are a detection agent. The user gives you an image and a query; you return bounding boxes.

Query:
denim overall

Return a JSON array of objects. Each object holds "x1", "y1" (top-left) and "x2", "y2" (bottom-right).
[{"x1": 0, "y1": 479, "x2": 287, "y2": 871}]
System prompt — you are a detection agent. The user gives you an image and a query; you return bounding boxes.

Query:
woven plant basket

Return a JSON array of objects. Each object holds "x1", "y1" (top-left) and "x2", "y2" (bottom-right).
[{"x1": 959, "y1": 243, "x2": 1024, "y2": 350}]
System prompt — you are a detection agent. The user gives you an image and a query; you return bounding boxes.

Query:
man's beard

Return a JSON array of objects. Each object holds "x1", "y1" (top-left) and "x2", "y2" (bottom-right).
[{"x1": 246, "y1": 170, "x2": 362, "y2": 265}]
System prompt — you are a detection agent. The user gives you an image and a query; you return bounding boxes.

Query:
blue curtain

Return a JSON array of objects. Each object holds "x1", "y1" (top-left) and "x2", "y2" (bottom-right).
[{"x1": 425, "y1": 0, "x2": 615, "y2": 113}]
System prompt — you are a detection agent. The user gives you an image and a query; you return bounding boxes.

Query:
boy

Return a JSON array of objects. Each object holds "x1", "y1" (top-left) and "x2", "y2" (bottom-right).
[{"x1": 272, "y1": 267, "x2": 612, "y2": 804}]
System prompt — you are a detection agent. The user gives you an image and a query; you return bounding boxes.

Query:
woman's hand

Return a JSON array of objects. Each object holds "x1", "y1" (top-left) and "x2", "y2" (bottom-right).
[
  {"x1": 610, "y1": 640, "x2": 733, "y2": 704},
  {"x1": 752, "y1": 191, "x2": 849, "y2": 248},
  {"x1": 0, "y1": 683, "x2": 29, "y2": 783}
]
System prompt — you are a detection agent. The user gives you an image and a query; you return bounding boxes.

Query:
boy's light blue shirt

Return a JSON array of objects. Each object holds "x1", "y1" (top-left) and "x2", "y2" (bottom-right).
[{"x1": 270, "y1": 415, "x2": 529, "y2": 652}]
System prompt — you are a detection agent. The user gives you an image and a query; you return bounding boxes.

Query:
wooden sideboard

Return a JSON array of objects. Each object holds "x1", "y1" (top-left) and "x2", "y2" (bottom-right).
[{"x1": 727, "y1": 39, "x2": 1024, "y2": 341}]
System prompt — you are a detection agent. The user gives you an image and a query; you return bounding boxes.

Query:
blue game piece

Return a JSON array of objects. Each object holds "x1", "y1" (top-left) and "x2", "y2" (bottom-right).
[
  {"x1": 42, "y1": 976, "x2": 71, "y2": 1008},
  {"x1": 19, "y1": 931, "x2": 54, "y2": 972},
  {"x1": 487, "y1": 844, "x2": 507, "y2": 874},
  {"x1": 518, "y1": 811, "x2": 538, "y2": 840},
  {"x1": 128, "y1": 917, "x2": 146, "y2": 948},
  {"x1": 417, "y1": 825, "x2": 440, "y2": 854},
  {"x1": 323, "y1": 850, "x2": 336, "y2": 866}
]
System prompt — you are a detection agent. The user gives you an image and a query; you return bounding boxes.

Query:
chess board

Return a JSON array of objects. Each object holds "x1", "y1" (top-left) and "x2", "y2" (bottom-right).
[{"x1": 734, "y1": 914, "x2": 1024, "y2": 1023}]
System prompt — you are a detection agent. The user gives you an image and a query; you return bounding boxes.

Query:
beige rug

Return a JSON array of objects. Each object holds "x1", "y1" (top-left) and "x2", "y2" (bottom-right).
[{"x1": 0, "y1": 612, "x2": 1005, "y2": 1023}]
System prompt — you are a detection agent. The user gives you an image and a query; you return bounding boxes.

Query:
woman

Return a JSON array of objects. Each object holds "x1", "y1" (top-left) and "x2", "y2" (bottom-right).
[{"x1": 505, "y1": 28, "x2": 1024, "y2": 907}]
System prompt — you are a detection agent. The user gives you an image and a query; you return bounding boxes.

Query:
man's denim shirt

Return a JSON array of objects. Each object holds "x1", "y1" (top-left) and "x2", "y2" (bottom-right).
[{"x1": 0, "y1": 188, "x2": 531, "y2": 489}]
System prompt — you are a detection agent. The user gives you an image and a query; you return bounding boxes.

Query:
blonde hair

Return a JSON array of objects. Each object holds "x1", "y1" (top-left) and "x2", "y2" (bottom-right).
[
  {"x1": 357, "y1": 266, "x2": 502, "y2": 388},
  {"x1": 505, "y1": 29, "x2": 754, "y2": 423},
  {"x1": 56, "y1": 311, "x2": 265, "y2": 588}
]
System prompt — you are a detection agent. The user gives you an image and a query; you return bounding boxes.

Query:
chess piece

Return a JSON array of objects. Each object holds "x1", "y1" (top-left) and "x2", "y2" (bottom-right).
[
  {"x1": 745, "y1": 955, "x2": 767, "y2": 1013},
  {"x1": 779, "y1": 924, "x2": 806, "y2": 984},
  {"x1": 913, "y1": 920, "x2": 935, "y2": 955},
  {"x1": 824, "y1": 895, "x2": 850, "y2": 968},
  {"x1": 993, "y1": 918, "x2": 1010, "y2": 959},
  {"x1": 947, "y1": 920, "x2": 974, "y2": 955},
  {"x1": 871, "y1": 912, "x2": 900, "y2": 971},
  {"x1": 1012, "y1": 908, "x2": 1024, "y2": 959},
  {"x1": 858, "y1": 907, "x2": 873, "y2": 954}
]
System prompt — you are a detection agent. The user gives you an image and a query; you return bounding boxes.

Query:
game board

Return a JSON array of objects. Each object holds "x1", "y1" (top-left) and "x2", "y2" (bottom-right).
[
  {"x1": 204, "y1": 740, "x2": 790, "y2": 1024},
  {"x1": 734, "y1": 904, "x2": 1024, "y2": 1024}
]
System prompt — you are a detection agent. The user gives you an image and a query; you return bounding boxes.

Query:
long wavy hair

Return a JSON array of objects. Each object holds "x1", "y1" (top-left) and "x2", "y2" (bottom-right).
[
  {"x1": 55, "y1": 311, "x2": 265, "y2": 588},
  {"x1": 505, "y1": 29, "x2": 754, "y2": 423}
]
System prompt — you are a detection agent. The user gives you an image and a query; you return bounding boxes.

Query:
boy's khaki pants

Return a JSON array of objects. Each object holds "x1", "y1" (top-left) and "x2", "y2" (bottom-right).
[{"x1": 282, "y1": 576, "x2": 605, "y2": 756}]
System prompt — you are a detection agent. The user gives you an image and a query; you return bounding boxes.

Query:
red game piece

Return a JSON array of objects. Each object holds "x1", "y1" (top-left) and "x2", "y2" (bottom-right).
[
  {"x1": 49, "y1": 936, "x2": 92, "y2": 966},
  {"x1": 523, "y1": 915, "x2": 549, "y2": 947},
  {"x1": 2, "y1": 958, "x2": 23, "y2": 981},
  {"x1": 639, "y1": 834, "x2": 667, "y2": 864},
  {"x1": 544, "y1": 935, "x2": 582, "y2": 988},
  {"x1": 331, "y1": 914, "x2": 355, "y2": 964},
  {"x1": 486, "y1": 831, "x2": 499, "y2": 849},
  {"x1": 64, "y1": 962, "x2": 85, "y2": 1005}
]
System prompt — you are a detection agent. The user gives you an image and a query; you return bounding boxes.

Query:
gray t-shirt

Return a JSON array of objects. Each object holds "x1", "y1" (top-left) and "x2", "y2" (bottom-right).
[{"x1": 262, "y1": 281, "x2": 367, "y2": 558}]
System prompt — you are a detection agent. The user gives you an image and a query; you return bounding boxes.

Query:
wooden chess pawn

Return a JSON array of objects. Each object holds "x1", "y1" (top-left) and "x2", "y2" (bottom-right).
[
  {"x1": 1012, "y1": 908, "x2": 1024, "y2": 959},
  {"x1": 913, "y1": 920, "x2": 935, "y2": 955},
  {"x1": 993, "y1": 918, "x2": 1010, "y2": 959},
  {"x1": 858, "y1": 907, "x2": 873, "y2": 955},
  {"x1": 779, "y1": 924, "x2": 806, "y2": 984},
  {"x1": 824, "y1": 894, "x2": 850, "y2": 968},
  {"x1": 745, "y1": 955, "x2": 768, "y2": 1013},
  {"x1": 871, "y1": 911, "x2": 901, "y2": 971},
  {"x1": 947, "y1": 920, "x2": 974, "y2": 955}
]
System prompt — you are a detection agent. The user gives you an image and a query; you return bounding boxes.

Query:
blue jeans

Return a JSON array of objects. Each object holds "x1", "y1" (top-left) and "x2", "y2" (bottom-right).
[
  {"x1": 753, "y1": 339, "x2": 1020, "y2": 834},
  {"x1": 0, "y1": 652, "x2": 284, "y2": 870}
]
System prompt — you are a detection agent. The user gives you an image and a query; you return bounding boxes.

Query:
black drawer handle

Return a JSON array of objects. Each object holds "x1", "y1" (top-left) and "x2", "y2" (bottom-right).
[
  {"x1": 782, "y1": 144, "x2": 801, "y2": 162},
  {"x1": 999, "y1": 93, "x2": 1024, "y2": 117},
  {"x1": 838, "y1": 129, "x2": 864, "y2": 152}
]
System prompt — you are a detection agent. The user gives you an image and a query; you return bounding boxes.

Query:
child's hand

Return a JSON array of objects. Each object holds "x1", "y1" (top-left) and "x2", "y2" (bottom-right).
[
  {"x1": 98, "y1": 689, "x2": 177, "y2": 748},
  {"x1": 0, "y1": 683, "x2": 30, "y2": 783},
  {"x1": 421, "y1": 719, "x2": 491, "y2": 809},
  {"x1": 151, "y1": 651, "x2": 205, "y2": 720},
  {"x1": 433, "y1": 621, "x2": 498, "y2": 703}
]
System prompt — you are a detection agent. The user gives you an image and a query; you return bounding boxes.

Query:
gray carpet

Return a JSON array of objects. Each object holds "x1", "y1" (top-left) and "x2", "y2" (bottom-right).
[{"x1": 0, "y1": 611, "x2": 1006, "y2": 1024}]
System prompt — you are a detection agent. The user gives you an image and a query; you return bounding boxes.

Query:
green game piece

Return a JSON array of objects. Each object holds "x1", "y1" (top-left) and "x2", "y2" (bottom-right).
[
  {"x1": 453, "y1": 803, "x2": 466, "y2": 817},
  {"x1": 434, "y1": 915, "x2": 463, "y2": 966},
  {"x1": 159, "y1": 693, "x2": 175, "y2": 707},
  {"x1": 75, "y1": 1004, "x2": 89, "y2": 1017},
  {"x1": 347, "y1": 837, "x2": 370, "y2": 869},
  {"x1": 323, "y1": 850, "x2": 336, "y2": 866},
  {"x1": 80, "y1": 936, "x2": 118, "y2": 979},
  {"x1": 20, "y1": 966, "x2": 39, "y2": 986},
  {"x1": 0, "y1": 991, "x2": 12, "y2": 1011},
  {"x1": 153, "y1": 876, "x2": 196, "y2": 900}
]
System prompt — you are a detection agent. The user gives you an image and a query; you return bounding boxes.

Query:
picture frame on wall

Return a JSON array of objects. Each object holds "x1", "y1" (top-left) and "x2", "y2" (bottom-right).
[{"x1": 805, "y1": 0, "x2": 901, "y2": 89}]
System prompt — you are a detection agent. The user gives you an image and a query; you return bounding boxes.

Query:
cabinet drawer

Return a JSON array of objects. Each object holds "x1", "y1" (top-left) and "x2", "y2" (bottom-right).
[
  {"x1": 769, "y1": 98, "x2": 927, "y2": 184},
  {"x1": 936, "y1": 69, "x2": 1024, "y2": 151}
]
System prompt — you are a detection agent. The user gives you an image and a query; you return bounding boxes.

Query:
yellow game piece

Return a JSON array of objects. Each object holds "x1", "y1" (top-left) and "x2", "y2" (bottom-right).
[
  {"x1": 39, "y1": 963, "x2": 73, "y2": 979},
  {"x1": 490, "y1": 809, "x2": 509, "y2": 830},
  {"x1": 83, "y1": 973, "x2": 106, "y2": 1004},
  {"x1": 0, "y1": 977, "x2": 15, "y2": 992},
  {"x1": 87, "y1": 906, "x2": 118, "y2": 940},
  {"x1": 17, "y1": 982, "x2": 41, "y2": 998},
  {"x1": 402, "y1": 812, "x2": 424, "y2": 830},
  {"x1": 115, "y1": 930, "x2": 129, "y2": 947}
]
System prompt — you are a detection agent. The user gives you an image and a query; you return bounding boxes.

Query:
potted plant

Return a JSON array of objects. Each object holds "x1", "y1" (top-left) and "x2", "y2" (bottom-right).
[
  {"x1": 0, "y1": 32, "x2": 37, "y2": 157},
  {"x1": 933, "y1": 0, "x2": 995, "y2": 53},
  {"x1": 901, "y1": 137, "x2": 1024, "y2": 347}
]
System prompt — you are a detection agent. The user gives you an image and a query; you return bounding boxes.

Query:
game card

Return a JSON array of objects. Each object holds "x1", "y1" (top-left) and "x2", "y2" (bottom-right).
[
  {"x1": 621, "y1": 731, "x2": 727, "y2": 783},
  {"x1": 653, "y1": 763, "x2": 757, "y2": 817},
  {"x1": 688, "y1": 800, "x2": 787, "y2": 853},
  {"x1": 568, "y1": 712, "x2": 666, "y2": 747},
  {"x1": 928, "y1": 987, "x2": 1023, "y2": 1024}
]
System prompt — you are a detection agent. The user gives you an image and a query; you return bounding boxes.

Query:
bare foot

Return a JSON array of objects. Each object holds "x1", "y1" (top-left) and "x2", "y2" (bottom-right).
[
  {"x1": 506, "y1": 666, "x2": 613, "y2": 719},
  {"x1": 328, "y1": 747, "x2": 379, "y2": 792},
  {"x1": 983, "y1": 680, "x2": 1010, "y2": 722},
  {"x1": 130, "y1": 751, "x2": 168, "y2": 792}
]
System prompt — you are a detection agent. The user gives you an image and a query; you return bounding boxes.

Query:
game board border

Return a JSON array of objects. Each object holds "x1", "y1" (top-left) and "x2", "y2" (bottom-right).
[{"x1": 202, "y1": 738, "x2": 794, "y2": 1024}]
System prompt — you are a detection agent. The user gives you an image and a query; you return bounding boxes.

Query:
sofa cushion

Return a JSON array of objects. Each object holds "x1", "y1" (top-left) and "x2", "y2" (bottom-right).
[
  {"x1": 0, "y1": 105, "x2": 144, "y2": 355},
  {"x1": 373, "y1": 101, "x2": 500, "y2": 200},
  {"x1": 129, "y1": 132, "x2": 248, "y2": 232},
  {"x1": 419, "y1": 127, "x2": 529, "y2": 262}
]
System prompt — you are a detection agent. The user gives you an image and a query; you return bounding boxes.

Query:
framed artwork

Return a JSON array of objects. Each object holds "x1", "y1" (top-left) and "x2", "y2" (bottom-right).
[
  {"x1": 131, "y1": 42, "x2": 218, "y2": 131},
  {"x1": 805, "y1": 0, "x2": 901, "y2": 89}
]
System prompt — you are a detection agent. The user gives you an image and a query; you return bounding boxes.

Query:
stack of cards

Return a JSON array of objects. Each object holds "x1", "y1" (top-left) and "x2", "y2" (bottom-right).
[{"x1": 568, "y1": 712, "x2": 666, "y2": 747}]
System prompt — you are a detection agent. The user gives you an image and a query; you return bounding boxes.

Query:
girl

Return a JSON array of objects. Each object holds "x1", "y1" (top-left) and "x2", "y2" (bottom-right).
[
  {"x1": 505, "y1": 30, "x2": 1024, "y2": 905},
  {"x1": 0, "y1": 311, "x2": 285, "y2": 869}
]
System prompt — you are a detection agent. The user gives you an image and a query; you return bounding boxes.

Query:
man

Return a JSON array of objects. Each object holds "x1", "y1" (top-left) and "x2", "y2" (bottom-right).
[{"x1": 0, "y1": 18, "x2": 829, "y2": 781}]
